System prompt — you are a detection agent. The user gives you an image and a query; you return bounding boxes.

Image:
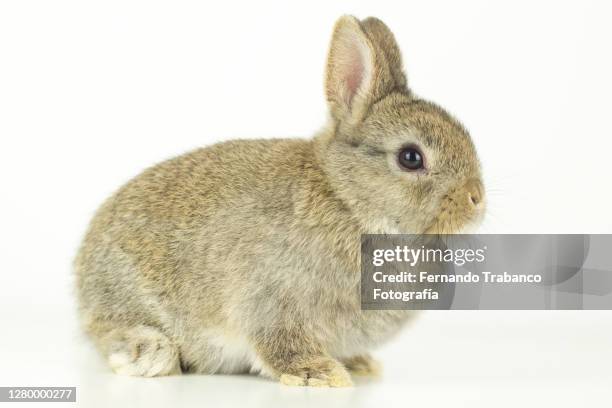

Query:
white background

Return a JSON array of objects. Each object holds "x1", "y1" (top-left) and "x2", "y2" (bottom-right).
[{"x1": 1, "y1": 1, "x2": 612, "y2": 407}]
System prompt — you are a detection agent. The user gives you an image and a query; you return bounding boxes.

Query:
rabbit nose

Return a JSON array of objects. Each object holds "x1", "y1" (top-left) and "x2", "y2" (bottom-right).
[{"x1": 465, "y1": 178, "x2": 484, "y2": 209}]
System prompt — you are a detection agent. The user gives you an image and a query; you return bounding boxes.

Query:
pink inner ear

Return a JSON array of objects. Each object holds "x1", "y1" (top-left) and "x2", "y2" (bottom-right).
[{"x1": 344, "y1": 45, "x2": 364, "y2": 104}]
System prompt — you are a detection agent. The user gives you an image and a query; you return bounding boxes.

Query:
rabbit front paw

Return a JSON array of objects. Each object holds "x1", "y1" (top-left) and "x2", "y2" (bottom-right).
[{"x1": 278, "y1": 357, "x2": 353, "y2": 387}]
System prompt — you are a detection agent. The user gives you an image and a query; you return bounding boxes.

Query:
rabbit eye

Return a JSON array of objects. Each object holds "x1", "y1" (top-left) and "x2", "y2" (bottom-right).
[{"x1": 398, "y1": 146, "x2": 424, "y2": 170}]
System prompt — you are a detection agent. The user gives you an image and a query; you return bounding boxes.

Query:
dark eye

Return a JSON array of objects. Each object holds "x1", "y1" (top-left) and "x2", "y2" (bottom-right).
[{"x1": 398, "y1": 146, "x2": 424, "y2": 170}]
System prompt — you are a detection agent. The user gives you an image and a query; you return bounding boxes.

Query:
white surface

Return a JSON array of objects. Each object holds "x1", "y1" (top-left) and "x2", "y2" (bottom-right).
[
  {"x1": 1, "y1": 307, "x2": 611, "y2": 408},
  {"x1": 1, "y1": 1, "x2": 612, "y2": 407}
]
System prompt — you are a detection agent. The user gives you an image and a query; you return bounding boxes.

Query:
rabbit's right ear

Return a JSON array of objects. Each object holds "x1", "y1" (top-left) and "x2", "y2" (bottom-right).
[
  {"x1": 325, "y1": 16, "x2": 407, "y2": 127},
  {"x1": 361, "y1": 17, "x2": 407, "y2": 91}
]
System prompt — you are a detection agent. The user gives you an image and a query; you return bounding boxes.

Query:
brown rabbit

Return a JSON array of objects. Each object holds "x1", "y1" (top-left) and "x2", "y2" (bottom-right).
[{"x1": 75, "y1": 15, "x2": 484, "y2": 387}]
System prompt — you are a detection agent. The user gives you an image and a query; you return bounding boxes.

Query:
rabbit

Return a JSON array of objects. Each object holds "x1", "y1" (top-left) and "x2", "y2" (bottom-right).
[{"x1": 74, "y1": 15, "x2": 485, "y2": 387}]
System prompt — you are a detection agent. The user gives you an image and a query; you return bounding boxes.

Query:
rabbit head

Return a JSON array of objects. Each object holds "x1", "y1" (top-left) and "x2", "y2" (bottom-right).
[{"x1": 316, "y1": 16, "x2": 485, "y2": 234}]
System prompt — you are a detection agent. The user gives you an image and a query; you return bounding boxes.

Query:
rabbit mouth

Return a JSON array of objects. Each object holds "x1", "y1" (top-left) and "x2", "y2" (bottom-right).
[
  {"x1": 422, "y1": 178, "x2": 486, "y2": 234},
  {"x1": 423, "y1": 210, "x2": 485, "y2": 235}
]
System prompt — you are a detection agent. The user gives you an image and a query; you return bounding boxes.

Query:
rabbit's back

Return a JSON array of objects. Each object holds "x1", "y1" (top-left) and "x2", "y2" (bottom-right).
[{"x1": 75, "y1": 139, "x2": 316, "y2": 328}]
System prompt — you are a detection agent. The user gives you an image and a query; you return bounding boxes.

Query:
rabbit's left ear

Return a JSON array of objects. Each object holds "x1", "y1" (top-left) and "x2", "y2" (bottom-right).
[{"x1": 325, "y1": 16, "x2": 407, "y2": 126}]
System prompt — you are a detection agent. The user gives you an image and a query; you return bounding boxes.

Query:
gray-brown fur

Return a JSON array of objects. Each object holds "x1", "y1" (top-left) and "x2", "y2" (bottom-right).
[{"x1": 75, "y1": 15, "x2": 484, "y2": 386}]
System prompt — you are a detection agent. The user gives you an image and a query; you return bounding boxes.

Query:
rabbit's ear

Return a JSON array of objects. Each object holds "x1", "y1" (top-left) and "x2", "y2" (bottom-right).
[
  {"x1": 361, "y1": 17, "x2": 407, "y2": 90},
  {"x1": 325, "y1": 16, "x2": 407, "y2": 125}
]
